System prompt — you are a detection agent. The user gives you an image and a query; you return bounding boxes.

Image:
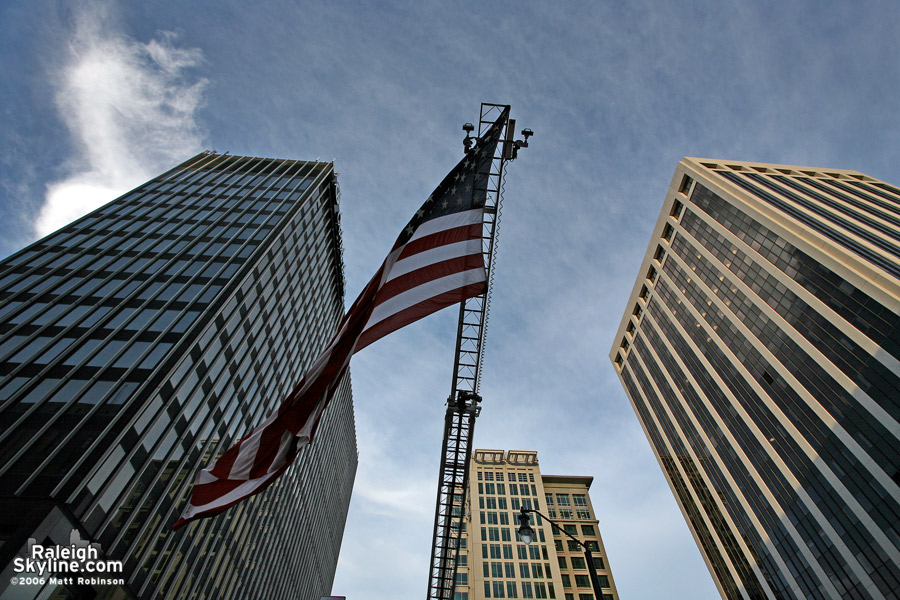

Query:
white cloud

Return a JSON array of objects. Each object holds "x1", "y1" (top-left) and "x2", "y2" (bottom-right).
[{"x1": 36, "y1": 3, "x2": 207, "y2": 237}]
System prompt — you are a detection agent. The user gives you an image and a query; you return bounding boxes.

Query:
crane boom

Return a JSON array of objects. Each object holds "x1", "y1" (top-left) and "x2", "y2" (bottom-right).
[{"x1": 425, "y1": 103, "x2": 518, "y2": 600}]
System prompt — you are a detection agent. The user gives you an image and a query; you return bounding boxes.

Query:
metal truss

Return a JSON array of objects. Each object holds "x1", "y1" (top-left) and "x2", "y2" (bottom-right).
[{"x1": 426, "y1": 103, "x2": 512, "y2": 600}]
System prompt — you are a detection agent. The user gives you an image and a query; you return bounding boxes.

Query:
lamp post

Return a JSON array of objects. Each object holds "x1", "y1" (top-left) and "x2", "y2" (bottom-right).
[{"x1": 517, "y1": 507, "x2": 605, "y2": 600}]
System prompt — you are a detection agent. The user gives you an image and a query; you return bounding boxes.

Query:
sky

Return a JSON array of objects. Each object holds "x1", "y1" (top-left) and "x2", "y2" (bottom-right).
[{"x1": 1, "y1": 1, "x2": 899, "y2": 598}]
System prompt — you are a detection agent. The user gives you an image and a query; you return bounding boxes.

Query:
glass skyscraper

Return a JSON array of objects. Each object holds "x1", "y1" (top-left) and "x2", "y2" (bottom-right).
[
  {"x1": 611, "y1": 158, "x2": 900, "y2": 599},
  {"x1": 0, "y1": 152, "x2": 357, "y2": 599}
]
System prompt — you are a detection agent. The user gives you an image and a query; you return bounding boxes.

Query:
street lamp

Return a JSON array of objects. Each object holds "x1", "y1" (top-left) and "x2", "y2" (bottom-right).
[{"x1": 517, "y1": 507, "x2": 605, "y2": 600}]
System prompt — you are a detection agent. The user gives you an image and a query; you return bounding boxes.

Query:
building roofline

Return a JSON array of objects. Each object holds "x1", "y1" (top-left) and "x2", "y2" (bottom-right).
[{"x1": 541, "y1": 474, "x2": 593, "y2": 489}]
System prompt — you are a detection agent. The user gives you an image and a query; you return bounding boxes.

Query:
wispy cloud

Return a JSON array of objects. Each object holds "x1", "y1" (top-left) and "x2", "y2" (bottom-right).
[{"x1": 36, "y1": 2, "x2": 207, "y2": 237}]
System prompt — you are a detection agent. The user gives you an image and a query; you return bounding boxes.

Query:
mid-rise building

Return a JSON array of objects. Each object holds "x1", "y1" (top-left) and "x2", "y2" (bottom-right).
[
  {"x1": 455, "y1": 449, "x2": 620, "y2": 600},
  {"x1": 611, "y1": 158, "x2": 900, "y2": 599},
  {"x1": 0, "y1": 152, "x2": 357, "y2": 599}
]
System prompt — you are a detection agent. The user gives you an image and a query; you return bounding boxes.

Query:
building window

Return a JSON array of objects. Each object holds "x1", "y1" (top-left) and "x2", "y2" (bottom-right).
[
  {"x1": 503, "y1": 544, "x2": 513, "y2": 559},
  {"x1": 576, "y1": 510, "x2": 591, "y2": 520},
  {"x1": 561, "y1": 574, "x2": 571, "y2": 587},
  {"x1": 573, "y1": 494, "x2": 587, "y2": 506},
  {"x1": 571, "y1": 556, "x2": 586, "y2": 569},
  {"x1": 545, "y1": 494, "x2": 554, "y2": 505},
  {"x1": 535, "y1": 582, "x2": 548, "y2": 599},
  {"x1": 556, "y1": 494, "x2": 571, "y2": 506},
  {"x1": 507, "y1": 582, "x2": 518, "y2": 598},
  {"x1": 492, "y1": 563, "x2": 504, "y2": 578},
  {"x1": 493, "y1": 581, "x2": 506, "y2": 598},
  {"x1": 520, "y1": 563, "x2": 530, "y2": 578},
  {"x1": 559, "y1": 509, "x2": 573, "y2": 519},
  {"x1": 522, "y1": 583, "x2": 534, "y2": 599},
  {"x1": 580, "y1": 525, "x2": 595, "y2": 537},
  {"x1": 485, "y1": 472, "x2": 494, "y2": 481},
  {"x1": 567, "y1": 540, "x2": 581, "y2": 552},
  {"x1": 454, "y1": 593, "x2": 468, "y2": 600},
  {"x1": 575, "y1": 575, "x2": 591, "y2": 588},
  {"x1": 558, "y1": 556, "x2": 567, "y2": 569},
  {"x1": 662, "y1": 222, "x2": 674, "y2": 241},
  {"x1": 592, "y1": 557, "x2": 604, "y2": 570},
  {"x1": 505, "y1": 562, "x2": 516, "y2": 578},
  {"x1": 532, "y1": 563, "x2": 544, "y2": 578},
  {"x1": 653, "y1": 244, "x2": 666, "y2": 262},
  {"x1": 679, "y1": 175, "x2": 693, "y2": 195},
  {"x1": 548, "y1": 508, "x2": 557, "y2": 518},
  {"x1": 455, "y1": 573, "x2": 468, "y2": 585}
]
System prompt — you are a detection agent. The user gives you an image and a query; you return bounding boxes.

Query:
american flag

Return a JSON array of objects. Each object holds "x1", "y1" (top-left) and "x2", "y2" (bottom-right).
[{"x1": 173, "y1": 108, "x2": 508, "y2": 529}]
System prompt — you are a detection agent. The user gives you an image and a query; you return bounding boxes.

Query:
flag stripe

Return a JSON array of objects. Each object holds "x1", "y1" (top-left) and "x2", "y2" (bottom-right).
[
  {"x1": 391, "y1": 226, "x2": 483, "y2": 277},
  {"x1": 364, "y1": 268, "x2": 485, "y2": 332},
  {"x1": 356, "y1": 281, "x2": 487, "y2": 352},
  {"x1": 400, "y1": 208, "x2": 484, "y2": 249},
  {"x1": 175, "y1": 465, "x2": 287, "y2": 525},
  {"x1": 375, "y1": 254, "x2": 484, "y2": 308}
]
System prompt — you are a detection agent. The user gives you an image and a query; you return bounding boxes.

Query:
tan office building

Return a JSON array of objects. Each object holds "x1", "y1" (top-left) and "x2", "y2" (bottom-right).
[
  {"x1": 454, "y1": 449, "x2": 620, "y2": 600},
  {"x1": 610, "y1": 159, "x2": 900, "y2": 599}
]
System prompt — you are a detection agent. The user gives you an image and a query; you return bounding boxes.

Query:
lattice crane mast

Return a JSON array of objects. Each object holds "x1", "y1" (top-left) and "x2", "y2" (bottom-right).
[{"x1": 426, "y1": 103, "x2": 532, "y2": 600}]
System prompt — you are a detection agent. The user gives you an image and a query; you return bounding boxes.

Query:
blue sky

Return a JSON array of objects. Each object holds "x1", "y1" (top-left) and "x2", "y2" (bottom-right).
[{"x1": 2, "y1": 1, "x2": 899, "y2": 598}]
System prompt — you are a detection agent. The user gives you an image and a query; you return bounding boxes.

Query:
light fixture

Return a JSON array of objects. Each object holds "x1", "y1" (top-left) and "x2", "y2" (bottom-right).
[{"x1": 517, "y1": 508, "x2": 535, "y2": 545}]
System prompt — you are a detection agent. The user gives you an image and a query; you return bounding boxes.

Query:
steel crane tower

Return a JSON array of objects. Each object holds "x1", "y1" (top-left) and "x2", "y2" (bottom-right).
[{"x1": 425, "y1": 103, "x2": 531, "y2": 600}]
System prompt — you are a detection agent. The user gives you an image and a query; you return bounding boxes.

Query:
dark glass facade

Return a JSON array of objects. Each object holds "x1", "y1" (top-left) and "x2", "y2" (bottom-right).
[
  {"x1": 0, "y1": 152, "x2": 357, "y2": 599},
  {"x1": 612, "y1": 160, "x2": 900, "y2": 600}
]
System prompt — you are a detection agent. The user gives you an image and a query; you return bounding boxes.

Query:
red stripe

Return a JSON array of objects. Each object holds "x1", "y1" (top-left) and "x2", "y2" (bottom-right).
[
  {"x1": 356, "y1": 281, "x2": 486, "y2": 351},
  {"x1": 397, "y1": 223, "x2": 482, "y2": 260},
  {"x1": 374, "y1": 254, "x2": 484, "y2": 307}
]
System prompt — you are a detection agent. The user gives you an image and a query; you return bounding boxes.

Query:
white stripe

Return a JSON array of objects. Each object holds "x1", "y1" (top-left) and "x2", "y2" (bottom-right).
[
  {"x1": 407, "y1": 208, "x2": 482, "y2": 243},
  {"x1": 387, "y1": 238, "x2": 482, "y2": 282},
  {"x1": 229, "y1": 410, "x2": 279, "y2": 480},
  {"x1": 364, "y1": 268, "x2": 485, "y2": 331},
  {"x1": 180, "y1": 468, "x2": 283, "y2": 521}
]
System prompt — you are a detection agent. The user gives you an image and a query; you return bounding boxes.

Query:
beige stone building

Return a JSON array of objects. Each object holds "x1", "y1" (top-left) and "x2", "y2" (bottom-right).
[
  {"x1": 610, "y1": 159, "x2": 900, "y2": 599},
  {"x1": 454, "y1": 449, "x2": 620, "y2": 600}
]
